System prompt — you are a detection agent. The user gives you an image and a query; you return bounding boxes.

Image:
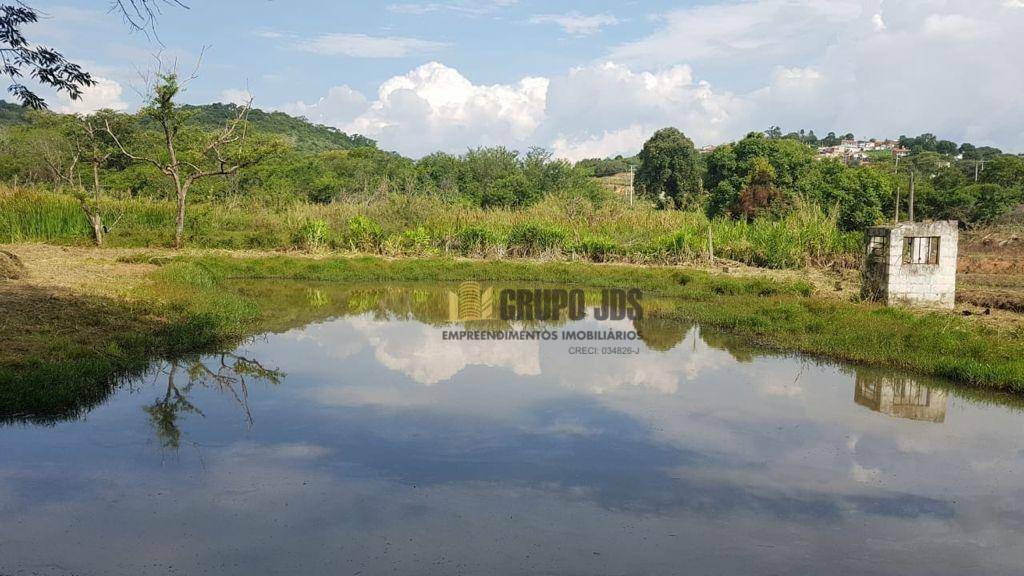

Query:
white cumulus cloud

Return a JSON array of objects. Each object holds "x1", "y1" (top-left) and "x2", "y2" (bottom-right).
[
  {"x1": 542, "y1": 62, "x2": 742, "y2": 159},
  {"x1": 343, "y1": 61, "x2": 548, "y2": 156},
  {"x1": 279, "y1": 85, "x2": 369, "y2": 127},
  {"x1": 274, "y1": 0, "x2": 1024, "y2": 157},
  {"x1": 219, "y1": 88, "x2": 253, "y2": 106},
  {"x1": 347, "y1": 317, "x2": 541, "y2": 385},
  {"x1": 57, "y1": 76, "x2": 128, "y2": 114}
]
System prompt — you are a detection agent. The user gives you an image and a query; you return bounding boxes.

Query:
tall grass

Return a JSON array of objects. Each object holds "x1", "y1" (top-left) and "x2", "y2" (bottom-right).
[
  {"x1": 0, "y1": 186, "x2": 861, "y2": 269},
  {"x1": 0, "y1": 187, "x2": 89, "y2": 242}
]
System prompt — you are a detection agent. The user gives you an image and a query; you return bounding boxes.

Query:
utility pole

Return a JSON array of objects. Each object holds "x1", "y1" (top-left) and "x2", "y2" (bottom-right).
[
  {"x1": 908, "y1": 170, "x2": 915, "y2": 223},
  {"x1": 894, "y1": 186, "x2": 900, "y2": 225},
  {"x1": 974, "y1": 159, "x2": 984, "y2": 182},
  {"x1": 707, "y1": 225, "x2": 714, "y2": 263},
  {"x1": 893, "y1": 154, "x2": 901, "y2": 224},
  {"x1": 628, "y1": 165, "x2": 635, "y2": 207}
]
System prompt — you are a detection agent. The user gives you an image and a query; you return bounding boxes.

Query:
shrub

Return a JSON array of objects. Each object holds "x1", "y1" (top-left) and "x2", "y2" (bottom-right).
[
  {"x1": 394, "y1": 226, "x2": 435, "y2": 255},
  {"x1": 456, "y1": 225, "x2": 501, "y2": 254},
  {"x1": 343, "y1": 215, "x2": 383, "y2": 252},
  {"x1": 295, "y1": 219, "x2": 330, "y2": 252},
  {"x1": 507, "y1": 223, "x2": 567, "y2": 256},
  {"x1": 655, "y1": 228, "x2": 705, "y2": 258},
  {"x1": 573, "y1": 236, "x2": 619, "y2": 262}
]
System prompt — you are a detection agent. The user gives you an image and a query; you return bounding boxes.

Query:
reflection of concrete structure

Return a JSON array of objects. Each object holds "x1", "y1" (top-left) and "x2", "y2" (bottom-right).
[
  {"x1": 854, "y1": 373, "x2": 947, "y2": 423},
  {"x1": 447, "y1": 281, "x2": 494, "y2": 321},
  {"x1": 862, "y1": 221, "x2": 958, "y2": 309}
]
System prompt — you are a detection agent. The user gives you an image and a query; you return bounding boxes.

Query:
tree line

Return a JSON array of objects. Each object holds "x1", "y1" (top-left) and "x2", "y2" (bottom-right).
[
  {"x1": 0, "y1": 73, "x2": 603, "y2": 246},
  {"x1": 2, "y1": 77, "x2": 1021, "y2": 249},
  {"x1": 635, "y1": 127, "x2": 1024, "y2": 231}
]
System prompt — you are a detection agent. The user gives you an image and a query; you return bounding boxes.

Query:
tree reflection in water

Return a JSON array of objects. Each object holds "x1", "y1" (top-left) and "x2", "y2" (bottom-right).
[{"x1": 145, "y1": 351, "x2": 284, "y2": 450}]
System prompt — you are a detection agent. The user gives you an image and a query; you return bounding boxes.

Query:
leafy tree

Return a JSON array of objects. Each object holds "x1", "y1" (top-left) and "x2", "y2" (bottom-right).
[
  {"x1": 797, "y1": 160, "x2": 893, "y2": 230},
  {"x1": 636, "y1": 127, "x2": 702, "y2": 209},
  {"x1": 908, "y1": 151, "x2": 949, "y2": 176},
  {"x1": 575, "y1": 155, "x2": 635, "y2": 177},
  {"x1": 900, "y1": 133, "x2": 940, "y2": 154},
  {"x1": 736, "y1": 157, "x2": 781, "y2": 218},
  {"x1": 482, "y1": 171, "x2": 529, "y2": 208},
  {"x1": 960, "y1": 145, "x2": 1002, "y2": 161},
  {"x1": 1, "y1": 1, "x2": 186, "y2": 108},
  {"x1": 0, "y1": 3, "x2": 94, "y2": 108},
  {"x1": 704, "y1": 133, "x2": 814, "y2": 217},
  {"x1": 919, "y1": 183, "x2": 1017, "y2": 225},
  {"x1": 972, "y1": 183, "x2": 1019, "y2": 223},
  {"x1": 704, "y1": 144, "x2": 738, "y2": 217},
  {"x1": 319, "y1": 147, "x2": 415, "y2": 199},
  {"x1": 65, "y1": 111, "x2": 137, "y2": 244},
  {"x1": 979, "y1": 156, "x2": 1024, "y2": 191},
  {"x1": 932, "y1": 165, "x2": 968, "y2": 192},
  {"x1": 459, "y1": 146, "x2": 520, "y2": 205},
  {"x1": 732, "y1": 133, "x2": 813, "y2": 190},
  {"x1": 936, "y1": 140, "x2": 958, "y2": 155},
  {"x1": 8, "y1": 110, "x2": 78, "y2": 186}
]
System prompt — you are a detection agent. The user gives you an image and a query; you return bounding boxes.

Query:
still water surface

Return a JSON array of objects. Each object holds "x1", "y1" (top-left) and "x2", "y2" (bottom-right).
[{"x1": 2, "y1": 282, "x2": 1024, "y2": 575}]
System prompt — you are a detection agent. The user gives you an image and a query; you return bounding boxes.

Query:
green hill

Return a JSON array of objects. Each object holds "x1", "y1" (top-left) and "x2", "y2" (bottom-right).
[
  {"x1": 0, "y1": 100, "x2": 374, "y2": 153},
  {"x1": 178, "y1": 102, "x2": 375, "y2": 153},
  {"x1": 0, "y1": 101, "x2": 30, "y2": 127}
]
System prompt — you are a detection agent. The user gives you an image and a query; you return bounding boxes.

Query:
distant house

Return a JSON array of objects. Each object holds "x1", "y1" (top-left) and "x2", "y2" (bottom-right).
[
  {"x1": 817, "y1": 143, "x2": 867, "y2": 162},
  {"x1": 817, "y1": 139, "x2": 908, "y2": 161}
]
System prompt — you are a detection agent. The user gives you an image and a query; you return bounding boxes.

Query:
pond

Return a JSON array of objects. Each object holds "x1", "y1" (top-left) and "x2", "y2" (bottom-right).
[{"x1": 2, "y1": 281, "x2": 1023, "y2": 575}]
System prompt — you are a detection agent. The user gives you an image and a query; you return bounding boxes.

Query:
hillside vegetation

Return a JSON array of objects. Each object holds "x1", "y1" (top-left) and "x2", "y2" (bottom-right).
[{"x1": 1, "y1": 88, "x2": 1021, "y2": 271}]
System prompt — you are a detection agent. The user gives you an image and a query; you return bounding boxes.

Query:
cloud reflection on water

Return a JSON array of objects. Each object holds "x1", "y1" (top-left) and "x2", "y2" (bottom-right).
[{"x1": 3, "y1": 283, "x2": 1024, "y2": 574}]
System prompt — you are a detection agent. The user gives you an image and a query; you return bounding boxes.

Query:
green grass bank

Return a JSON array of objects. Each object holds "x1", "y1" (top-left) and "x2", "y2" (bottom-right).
[{"x1": 3, "y1": 251, "x2": 1023, "y2": 423}]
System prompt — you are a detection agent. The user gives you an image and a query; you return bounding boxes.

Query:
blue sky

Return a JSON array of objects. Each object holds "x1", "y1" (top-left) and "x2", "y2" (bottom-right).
[{"x1": 26, "y1": 0, "x2": 1024, "y2": 158}]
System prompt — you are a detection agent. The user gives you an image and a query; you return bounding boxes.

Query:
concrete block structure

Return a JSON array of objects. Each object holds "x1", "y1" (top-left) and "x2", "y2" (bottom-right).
[{"x1": 862, "y1": 221, "x2": 958, "y2": 309}]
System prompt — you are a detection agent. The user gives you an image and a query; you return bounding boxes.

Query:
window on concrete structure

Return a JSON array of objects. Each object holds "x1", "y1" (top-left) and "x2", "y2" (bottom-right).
[
  {"x1": 902, "y1": 236, "x2": 940, "y2": 265},
  {"x1": 866, "y1": 235, "x2": 888, "y2": 261}
]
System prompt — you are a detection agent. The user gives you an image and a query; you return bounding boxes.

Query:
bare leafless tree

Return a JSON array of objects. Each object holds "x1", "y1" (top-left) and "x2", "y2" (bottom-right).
[
  {"x1": 111, "y1": 0, "x2": 189, "y2": 35},
  {"x1": 105, "y1": 69, "x2": 275, "y2": 248}
]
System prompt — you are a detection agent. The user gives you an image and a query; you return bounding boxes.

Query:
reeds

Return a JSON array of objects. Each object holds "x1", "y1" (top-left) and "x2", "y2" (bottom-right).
[{"x1": 0, "y1": 187, "x2": 860, "y2": 269}]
